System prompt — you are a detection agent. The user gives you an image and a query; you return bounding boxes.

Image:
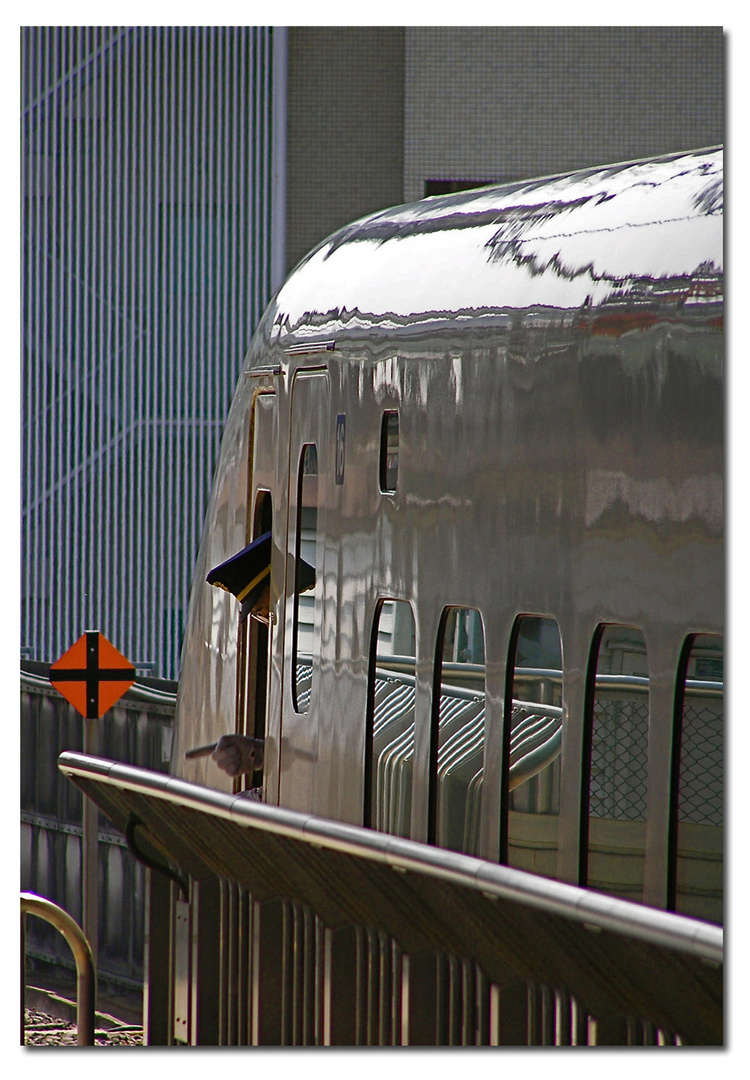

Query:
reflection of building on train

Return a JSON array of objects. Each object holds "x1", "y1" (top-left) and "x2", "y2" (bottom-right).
[{"x1": 60, "y1": 147, "x2": 723, "y2": 1046}]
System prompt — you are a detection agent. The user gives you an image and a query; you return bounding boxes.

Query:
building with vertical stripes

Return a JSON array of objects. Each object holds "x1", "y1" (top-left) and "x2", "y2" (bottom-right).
[
  {"x1": 22, "y1": 27, "x2": 284, "y2": 677},
  {"x1": 21, "y1": 26, "x2": 723, "y2": 679}
]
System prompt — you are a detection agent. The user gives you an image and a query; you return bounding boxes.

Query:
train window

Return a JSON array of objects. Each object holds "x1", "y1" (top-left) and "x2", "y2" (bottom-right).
[
  {"x1": 583, "y1": 625, "x2": 649, "y2": 903},
  {"x1": 672, "y1": 635, "x2": 723, "y2": 924},
  {"x1": 431, "y1": 607, "x2": 486, "y2": 855},
  {"x1": 379, "y1": 411, "x2": 399, "y2": 494},
  {"x1": 503, "y1": 616, "x2": 563, "y2": 878},
  {"x1": 292, "y1": 444, "x2": 318, "y2": 714},
  {"x1": 365, "y1": 600, "x2": 416, "y2": 833}
]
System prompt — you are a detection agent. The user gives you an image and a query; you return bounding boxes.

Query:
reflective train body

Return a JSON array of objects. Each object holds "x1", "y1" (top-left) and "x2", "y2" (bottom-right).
[{"x1": 61, "y1": 147, "x2": 724, "y2": 1045}]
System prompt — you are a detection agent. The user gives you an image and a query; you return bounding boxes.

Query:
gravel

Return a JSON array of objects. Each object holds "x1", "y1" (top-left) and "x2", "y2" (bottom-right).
[{"x1": 24, "y1": 1006, "x2": 144, "y2": 1047}]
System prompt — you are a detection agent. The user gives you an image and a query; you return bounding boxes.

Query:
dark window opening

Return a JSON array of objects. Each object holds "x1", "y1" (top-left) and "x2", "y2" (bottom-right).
[
  {"x1": 379, "y1": 411, "x2": 399, "y2": 494},
  {"x1": 424, "y1": 179, "x2": 494, "y2": 197}
]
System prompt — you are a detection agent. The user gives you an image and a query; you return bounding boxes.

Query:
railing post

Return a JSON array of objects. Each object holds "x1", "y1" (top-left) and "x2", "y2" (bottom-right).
[
  {"x1": 21, "y1": 905, "x2": 26, "y2": 1046},
  {"x1": 20, "y1": 892, "x2": 96, "y2": 1046}
]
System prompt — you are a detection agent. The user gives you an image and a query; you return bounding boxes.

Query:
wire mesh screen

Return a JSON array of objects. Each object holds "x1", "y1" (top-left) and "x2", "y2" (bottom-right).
[
  {"x1": 21, "y1": 26, "x2": 282, "y2": 678},
  {"x1": 589, "y1": 696, "x2": 649, "y2": 822},
  {"x1": 678, "y1": 698, "x2": 723, "y2": 826}
]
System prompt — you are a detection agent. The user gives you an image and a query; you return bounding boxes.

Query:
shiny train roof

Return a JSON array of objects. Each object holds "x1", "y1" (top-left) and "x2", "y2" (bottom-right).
[{"x1": 258, "y1": 147, "x2": 722, "y2": 351}]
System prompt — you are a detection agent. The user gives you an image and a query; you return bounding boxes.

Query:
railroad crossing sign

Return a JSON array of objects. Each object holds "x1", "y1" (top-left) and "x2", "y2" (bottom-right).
[{"x1": 50, "y1": 631, "x2": 136, "y2": 719}]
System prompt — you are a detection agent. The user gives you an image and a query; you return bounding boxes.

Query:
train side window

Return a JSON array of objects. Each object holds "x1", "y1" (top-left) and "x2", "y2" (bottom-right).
[
  {"x1": 431, "y1": 607, "x2": 486, "y2": 855},
  {"x1": 292, "y1": 444, "x2": 318, "y2": 714},
  {"x1": 583, "y1": 624, "x2": 649, "y2": 903},
  {"x1": 503, "y1": 615, "x2": 563, "y2": 878},
  {"x1": 379, "y1": 411, "x2": 399, "y2": 494},
  {"x1": 671, "y1": 634, "x2": 723, "y2": 924},
  {"x1": 365, "y1": 599, "x2": 416, "y2": 833}
]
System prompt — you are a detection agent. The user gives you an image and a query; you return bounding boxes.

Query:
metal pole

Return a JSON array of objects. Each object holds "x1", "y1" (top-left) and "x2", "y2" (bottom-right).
[
  {"x1": 21, "y1": 907, "x2": 26, "y2": 1045},
  {"x1": 82, "y1": 716, "x2": 99, "y2": 974}
]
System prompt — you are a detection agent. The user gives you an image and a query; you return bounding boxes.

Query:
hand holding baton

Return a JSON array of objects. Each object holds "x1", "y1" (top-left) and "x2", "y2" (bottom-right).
[
  {"x1": 185, "y1": 734, "x2": 265, "y2": 775},
  {"x1": 184, "y1": 742, "x2": 218, "y2": 759}
]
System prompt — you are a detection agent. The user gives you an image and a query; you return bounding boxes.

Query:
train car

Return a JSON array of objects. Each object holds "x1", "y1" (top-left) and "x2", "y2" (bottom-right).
[{"x1": 60, "y1": 146, "x2": 724, "y2": 1046}]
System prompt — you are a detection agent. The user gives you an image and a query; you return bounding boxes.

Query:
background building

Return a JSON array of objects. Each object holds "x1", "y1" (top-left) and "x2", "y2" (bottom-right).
[
  {"x1": 22, "y1": 27, "x2": 284, "y2": 678},
  {"x1": 21, "y1": 26, "x2": 724, "y2": 679},
  {"x1": 286, "y1": 26, "x2": 723, "y2": 267}
]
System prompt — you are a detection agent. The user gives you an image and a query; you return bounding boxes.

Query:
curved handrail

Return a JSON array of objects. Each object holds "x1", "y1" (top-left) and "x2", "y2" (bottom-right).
[{"x1": 21, "y1": 892, "x2": 95, "y2": 1046}]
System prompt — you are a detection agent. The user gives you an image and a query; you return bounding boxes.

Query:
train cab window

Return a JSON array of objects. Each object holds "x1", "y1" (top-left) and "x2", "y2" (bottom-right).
[
  {"x1": 365, "y1": 600, "x2": 416, "y2": 834},
  {"x1": 431, "y1": 607, "x2": 486, "y2": 855},
  {"x1": 379, "y1": 411, "x2": 399, "y2": 494},
  {"x1": 672, "y1": 634, "x2": 723, "y2": 924},
  {"x1": 584, "y1": 625, "x2": 649, "y2": 903},
  {"x1": 292, "y1": 444, "x2": 318, "y2": 714},
  {"x1": 504, "y1": 616, "x2": 563, "y2": 878}
]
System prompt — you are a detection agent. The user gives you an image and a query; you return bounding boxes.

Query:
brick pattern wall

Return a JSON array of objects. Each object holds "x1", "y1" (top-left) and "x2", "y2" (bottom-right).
[
  {"x1": 286, "y1": 27, "x2": 405, "y2": 273},
  {"x1": 404, "y1": 27, "x2": 723, "y2": 201}
]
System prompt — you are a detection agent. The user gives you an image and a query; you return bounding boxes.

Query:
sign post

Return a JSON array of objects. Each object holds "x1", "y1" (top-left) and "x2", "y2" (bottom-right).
[{"x1": 50, "y1": 632, "x2": 135, "y2": 964}]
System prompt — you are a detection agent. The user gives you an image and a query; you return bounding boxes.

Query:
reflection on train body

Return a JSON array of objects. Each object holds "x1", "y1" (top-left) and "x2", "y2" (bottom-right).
[{"x1": 142, "y1": 147, "x2": 724, "y2": 1044}]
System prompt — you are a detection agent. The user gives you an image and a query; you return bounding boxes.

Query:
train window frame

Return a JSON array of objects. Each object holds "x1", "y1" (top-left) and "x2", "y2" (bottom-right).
[
  {"x1": 580, "y1": 623, "x2": 651, "y2": 903},
  {"x1": 668, "y1": 633, "x2": 723, "y2": 924},
  {"x1": 429, "y1": 605, "x2": 486, "y2": 852},
  {"x1": 364, "y1": 598, "x2": 417, "y2": 831},
  {"x1": 291, "y1": 443, "x2": 318, "y2": 715},
  {"x1": 379, "y1": 410, "x2": 399, "y2": 494},
  {"x1": 501, "y1": 614, "x2": 563, "y2": 876}
]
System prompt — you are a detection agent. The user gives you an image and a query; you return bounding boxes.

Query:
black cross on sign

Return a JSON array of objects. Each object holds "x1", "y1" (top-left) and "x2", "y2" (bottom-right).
[{"x1": 50, "y1": 631, "x2": 136, "y2": 719}]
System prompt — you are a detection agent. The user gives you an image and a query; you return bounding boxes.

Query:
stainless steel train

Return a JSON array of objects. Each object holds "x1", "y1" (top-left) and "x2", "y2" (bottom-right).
[{"x1": 60, "y1": 146, "x2": 724, "y2": 1046}]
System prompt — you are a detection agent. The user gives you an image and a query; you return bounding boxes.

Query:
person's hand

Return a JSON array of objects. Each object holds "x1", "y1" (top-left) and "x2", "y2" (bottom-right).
[{"x1": 211, "y1": 734, "x2": 264, "y2": 777}]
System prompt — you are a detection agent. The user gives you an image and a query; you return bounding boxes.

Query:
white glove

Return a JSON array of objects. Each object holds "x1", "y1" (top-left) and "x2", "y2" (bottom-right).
[{"x1": 211, "y1": 734, "x2": 265, "y2": 777}]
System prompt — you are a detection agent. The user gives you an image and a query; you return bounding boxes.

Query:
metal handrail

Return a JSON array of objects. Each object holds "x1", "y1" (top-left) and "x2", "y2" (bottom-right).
[
  {"x1": 21, "y1": 892, "x2": 95, "y2": 1046},
  {"x1": 374, "y1": 662, "x2": 723, "y2": 700},
  {"x1": 58, "y1": 751, "x2": 723, "y2": 964},
  {"x1": 21, "y1": 666, "x2": 178, "y2": 706}
]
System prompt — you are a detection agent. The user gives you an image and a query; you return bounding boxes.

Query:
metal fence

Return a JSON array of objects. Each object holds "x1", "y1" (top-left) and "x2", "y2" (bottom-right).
[
  {"x1": 21, "y1": 662, "x2": 176, "y2": 988},
  {"x1": 21, "y1": 26, "x2": 285, "y2": 680}
]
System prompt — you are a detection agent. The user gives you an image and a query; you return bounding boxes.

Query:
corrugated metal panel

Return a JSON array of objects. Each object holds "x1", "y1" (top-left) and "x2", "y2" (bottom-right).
[{"x1": 21, "y1": 27, "x2": 281, "y2": 678}]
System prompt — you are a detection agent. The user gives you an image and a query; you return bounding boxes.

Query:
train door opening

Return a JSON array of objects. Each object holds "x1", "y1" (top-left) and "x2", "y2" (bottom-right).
[
  {"x1": 236, "y1": 491, "x2": 273, "y2": 795},
  {"x1": 237, "y1": 390, "x2": 277, "y2": 798}
]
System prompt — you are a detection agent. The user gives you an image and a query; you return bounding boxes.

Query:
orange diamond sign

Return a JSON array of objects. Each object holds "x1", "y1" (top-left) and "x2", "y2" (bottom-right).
[{"x1": 50, "y1": 631, "x2": 136, "y2": 719}]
